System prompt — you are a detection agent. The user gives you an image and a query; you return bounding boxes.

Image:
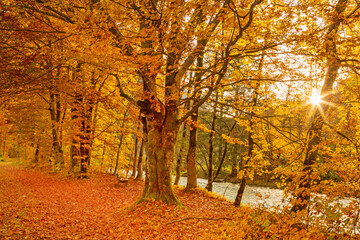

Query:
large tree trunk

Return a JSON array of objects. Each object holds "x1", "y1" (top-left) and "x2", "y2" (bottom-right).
[
  {"x1": 138, "y1": 111, "x2": 181, "y2": 204},
  {"x1": 291, "y1": 0, "x2": 347, "y2": 212}
]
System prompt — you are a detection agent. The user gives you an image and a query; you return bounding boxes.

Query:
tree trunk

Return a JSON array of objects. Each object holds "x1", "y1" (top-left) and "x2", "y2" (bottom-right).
[
  {"x1": 33, "y1": 142, "x2": 40, "y2": 165},
  {"x1": 132, "y1": 115, "x2": 141, "y2": 177},
  {"x1": 138, "y1": 110, "x2": 181, "y2": 205},
  {"x1": 135, "y1": 138, "x2": 144, "y2": 180},
  {"x1": 174, "y1": 123, "x2": 187, "y2": 185},
  {"x1": 49, "y1": 92, "x2": 64, "y2": 167},
  {"x1": 132, "y1": 132, "x2": 139, "y2": 177},
  {"x1": 291, "y1": 0, "x2": 347, "y2": 212},
  {"x1": 100, "y1": 137, "x2": 106, "y2": 172},
  {"x1": 1, "y1": 132, "x2": 6, "y2": 161},
  {"x1": 186, "y1": 55, "x2": 204, "y2": 190},
  {"x1": 70, "y1": 94, "x2": 93, "y2": 177},
  {"x1": 234, "y1": 115, "x2": 255, "y2": 207},
  {"x1": 214, "y1": 121, "x2": 237, "y2": 181},
  {"x1": 113, "y1": 136, "x2": 123, "y2": 175},
  {"x1": 206, "y1": 91, "x2": 219, "y2": 191},
  {"x1": 185, "y1": 110, "x2": 198, "y2": 190},
  {"x1": 234, "y1": 178, "x2": 246, "y2": 207}
]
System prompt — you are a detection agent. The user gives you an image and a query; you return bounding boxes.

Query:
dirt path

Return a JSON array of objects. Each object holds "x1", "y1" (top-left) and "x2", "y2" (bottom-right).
[{"x1": 0, "y1": 162, "x2": 235, "y2": 239}]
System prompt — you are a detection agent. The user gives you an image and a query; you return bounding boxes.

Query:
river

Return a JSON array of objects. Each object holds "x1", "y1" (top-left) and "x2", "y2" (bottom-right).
[
  {"x1": 177, "y1": 177, "x2": 286, "y2": 208},
  {"x1": 177, "y1": 177, "x2": 359, "y2": 234}
]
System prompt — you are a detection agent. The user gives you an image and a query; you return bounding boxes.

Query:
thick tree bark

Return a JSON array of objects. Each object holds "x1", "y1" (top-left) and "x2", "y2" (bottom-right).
[
  {"x1": 138, "y1": 110, "x2": 181, "y2": 204},
  {"x1": 291, "y1": 0, "x2": 348, "y2": 212}
]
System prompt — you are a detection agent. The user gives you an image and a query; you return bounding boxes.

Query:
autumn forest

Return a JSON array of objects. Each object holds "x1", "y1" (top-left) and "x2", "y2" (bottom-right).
[{"x1": 1, "y1": 0, "x2": 360, "y2": 239}]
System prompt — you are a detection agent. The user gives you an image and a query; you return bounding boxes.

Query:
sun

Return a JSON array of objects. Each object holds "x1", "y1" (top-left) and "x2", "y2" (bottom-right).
[{"x1": 309, "y1": 92, "x2": 322, "y2": 105}]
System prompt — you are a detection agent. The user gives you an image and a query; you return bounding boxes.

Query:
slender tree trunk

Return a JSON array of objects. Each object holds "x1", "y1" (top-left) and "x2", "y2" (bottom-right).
[
  {"x1": 234, "y1": 178, "x2": 246, "y2": 207},
  {"x1": 291, "y1": 0, "x2": 347, "y2": 212},
  {"x1": 113, "y1": 136, "x2": 123, "y2": 175},
  {"x1": 33, "y1": 142, "x2": 40, "y2": 165},
  {"x1": 230, "y1": 147, "x2": 238, "y2": 178},
  {"x1": 234, "y1": 115, "x2": 255, "y2": 207},
  {"x1": 100, "y1": 137, "x2": 106, "y2": 172},
  {"x1": 70, "y1": 94, "x2": 82, "y2": 173},
  {"x1": 135, "y1": 138, "x2": 144, "y2": 180},
  {"x1": 132, "y1": 116, "x2": 141, "y2": 177},
  {"x1": 186, "y1": 55, "x2": 204, "y2": 190},
  {"x1": 49, "y1": 92, "x2": 64, "y2": 167},
  {"x1": 132, "y1": 133, "x2": 139, "y2": 177},
  {"x1": 80, "y1": 99, "x2": 93, "y2": 176},
  {"x1": 206, "y1": 91, "x2": 219, "y2": 191},
  {"x1": 186, "y1": 109, "x2": 198, "y2": 190},
  {"x1": 214, "y1": 121, "x2": 237, "y2": 181},
  {"x1": 174, "y1": 123, "x2": 187, "y2": 185},
  {"x1": 1, "y1": 132, "x2": 6, "y2": 161}
]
